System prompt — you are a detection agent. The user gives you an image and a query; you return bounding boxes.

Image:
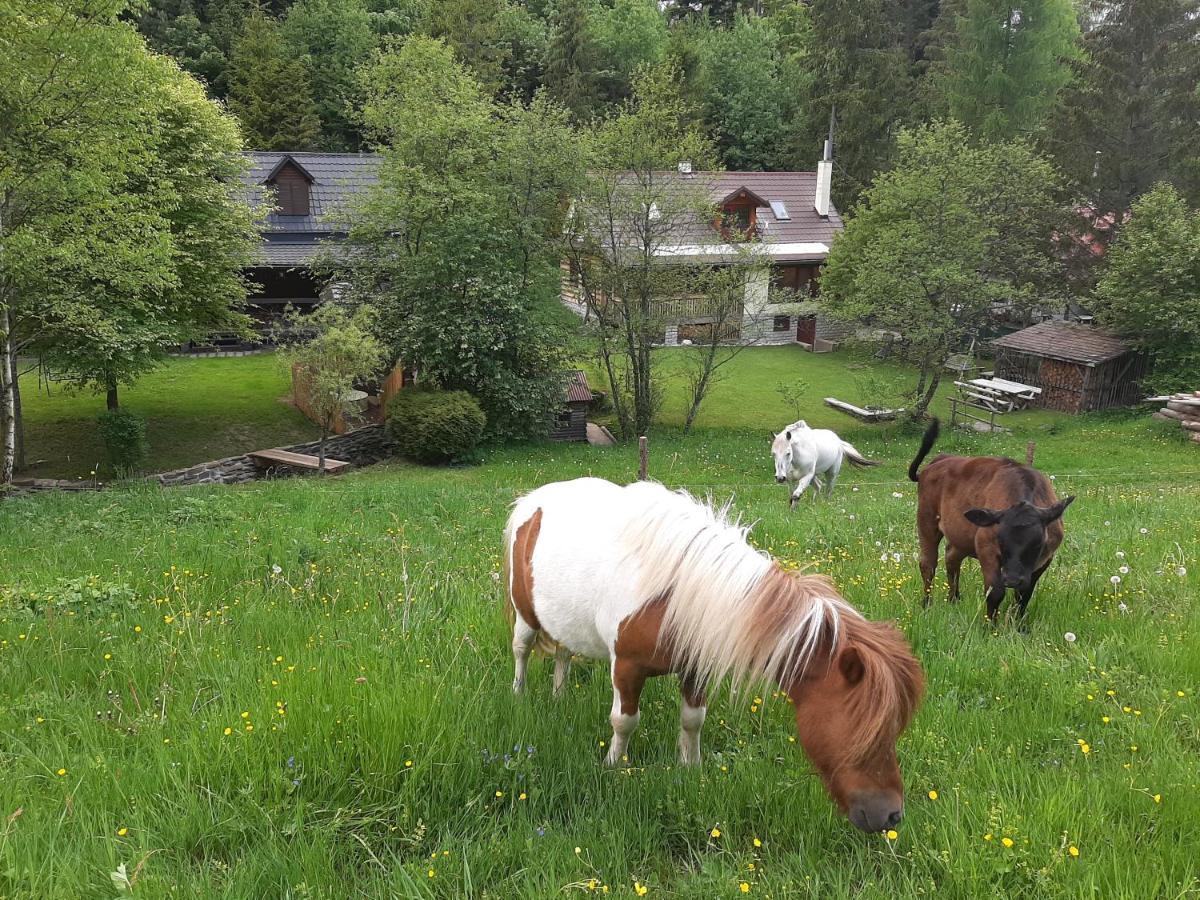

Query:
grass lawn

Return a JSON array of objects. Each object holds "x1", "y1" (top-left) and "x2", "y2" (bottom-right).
[
  {"x1": 15, "y1": 355, "x2": 319, "y2": 480},
  {"x1": 1, "y1": 380, "x2": 1197, "y2": 896}
]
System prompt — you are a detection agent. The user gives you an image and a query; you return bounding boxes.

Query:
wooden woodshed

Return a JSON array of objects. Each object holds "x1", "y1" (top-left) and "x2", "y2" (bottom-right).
[
  {"x1": 549, "y1": 371, "x2": 593, "y2": 442},
  {"x1": 991, "y1": 322, "x2": 1147, "y2": 413}
]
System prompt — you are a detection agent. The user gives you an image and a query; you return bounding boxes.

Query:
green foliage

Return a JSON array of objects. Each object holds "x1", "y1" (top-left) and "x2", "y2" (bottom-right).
[
  {"x1": 385, "y1": 387, "x2": 486, "y2": 463},
  {"x1": 280, "y1": 0, "x2": 376, "y2": 150},
  {"x1": 343, "y1": 37, "x2": 578, "y2": 441},
  {"x1": 1093, "y1": 184, "x2": 1200, "y2": 392},
  {"x1": 97, "y1": 408, "x2": 149, "y2": 475},
  {"x1": 926, "y1": 0, "x2": 1081, "y2": 141},
  {"x1": 693, "y1": 13, "x2": 797, "y2": 170},
  {"x1": 135, "y1": 0, "x2": 255, "y2": 98},
  {"x1": 288, "y1": 304, "x2": 386, "y2": 470},
  {"x1": 821, "y1": 121, "x2": 1063, "y2": 416},
  {"x1": 1, "y1": 1, "x2": 257, "y2": 481},
  {"x1": 227, "y1": 10, "x2": 323, "y2": 149}
]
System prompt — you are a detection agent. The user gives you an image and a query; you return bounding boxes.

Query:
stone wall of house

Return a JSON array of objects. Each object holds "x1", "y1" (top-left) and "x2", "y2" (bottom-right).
[{"x1": 153, "y1": 424, "x2": 391, "y2": 488}]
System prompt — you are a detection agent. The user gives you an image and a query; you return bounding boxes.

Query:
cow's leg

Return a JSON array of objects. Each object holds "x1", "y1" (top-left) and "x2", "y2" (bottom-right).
[
  {"x1": 917, "y1": 515, "x2": 942, "y2": 607},
  {"x1": 944, "y1": 544, "x2": 968, "y2": 603},
  {"x1": 1016, "y1": 561, "x2": 1051, "y2": 621},
  {"x1": 605, "y1": 656, "x2": 648, "y2": 766},
  {"x1": 511, "y1": 614, "x2": 538, "y2": 694},
  {"x1": 553, "y1": 645, "x2": 572, "y2": 697},
  {"x1": 789, "y1": 470, "x2": 817, "y2": 508},
  {"x1": 984, "y1": 583, "x2": 1007, "y2": 623},
  {"x1": 677, "y1": 675, "x2": 707, "y2": 766}
]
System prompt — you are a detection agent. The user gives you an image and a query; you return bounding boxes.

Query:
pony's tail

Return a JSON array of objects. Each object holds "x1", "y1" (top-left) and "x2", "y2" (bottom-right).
[
  {"x1": 501, "y1": 507, "x2": 559, "y2": 658},
  {"x1": 908, "y1": 417, "x2": 940, "y2": 482},
  {"x1": 841, "y1": 442, "x2": 881, "y2": 468}
]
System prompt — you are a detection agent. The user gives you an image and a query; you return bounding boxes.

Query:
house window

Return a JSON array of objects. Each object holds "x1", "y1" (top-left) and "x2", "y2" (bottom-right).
[
  {"x1": 276, "y1": 179, "x2": 309, "y2": 216},
  {"x1": 773, "y1": 316, "x2": 791, "y2": 332}
]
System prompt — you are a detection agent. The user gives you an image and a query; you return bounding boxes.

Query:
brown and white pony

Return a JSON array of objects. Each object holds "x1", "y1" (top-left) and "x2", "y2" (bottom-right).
[{"x1": 503, "y1": 477, "x2": 925, "y2": 833}]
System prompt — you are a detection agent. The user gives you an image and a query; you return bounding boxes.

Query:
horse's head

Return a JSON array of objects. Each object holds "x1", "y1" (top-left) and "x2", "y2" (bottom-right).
[
  {"x1": 787, "y1": 620, "x2": 925, "y2": 833},
  {"x1": 771, "y1": 431, "x2": 793, "y2": 483}
]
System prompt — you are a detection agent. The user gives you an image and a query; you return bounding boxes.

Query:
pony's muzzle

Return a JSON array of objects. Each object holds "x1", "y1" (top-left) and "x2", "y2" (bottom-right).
[
  {"x1": 775, "y1": 476, "x2": 787, "y2": 484},
  {"x1": 848, "y1": 795, "x2": 903, "y2": 834}
]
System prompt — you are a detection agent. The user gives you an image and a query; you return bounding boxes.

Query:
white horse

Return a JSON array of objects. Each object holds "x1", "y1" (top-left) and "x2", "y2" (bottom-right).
[
  {"x1": 771, "y1": 420, "x2": 880, "y2": 506},
  {"x1": 502, "y1": 477, "x2": 924, "y2": 833}
]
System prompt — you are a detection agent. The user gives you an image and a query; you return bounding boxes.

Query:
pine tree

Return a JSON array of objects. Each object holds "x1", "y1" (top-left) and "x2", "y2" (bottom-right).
[
  {"x1": 926, "y1": 0, "x2": 1081, "y2": 141},
  {"x1": 806, "y1": 0, "x2": 914, "y2": 206},
  {"x1": 544, "y1": 0, "x2": 600, "y2": 122},
  {"x1": 226, "y1": 12, "x2": 322, "y2": 150},
  {"x1": 1049, "y1": 0, "x2": 1200, "y2": 231},
  {"x1": 280, "y1": 0, "x2": 376, "y2": 150}
]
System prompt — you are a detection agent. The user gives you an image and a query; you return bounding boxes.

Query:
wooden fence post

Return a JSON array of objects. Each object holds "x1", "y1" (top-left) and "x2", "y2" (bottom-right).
[
  {"x1": 1025, "y1": 441, "x2": 1036, "y2": 466},
  {"x1": 638, "y1": 435, "x2": 648, "y2": 481}
]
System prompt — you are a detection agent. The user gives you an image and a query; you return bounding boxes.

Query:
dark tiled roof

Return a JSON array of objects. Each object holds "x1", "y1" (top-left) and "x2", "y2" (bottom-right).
[
  {"x1": 700, "y1": 171, "x2": 843, "y2": 248},
  {"x1": 565, "y1": 370, "x2": 593, "y2": 404},
  {"x1": 597, "y1": 170, "x2": 843, "y2": 262},
  {"x1": 243, "y1": 151, "x2": 382, "y2": 266},
  {"x1": 992, "y1": 322, "x2": 1132, "y2": 366}
]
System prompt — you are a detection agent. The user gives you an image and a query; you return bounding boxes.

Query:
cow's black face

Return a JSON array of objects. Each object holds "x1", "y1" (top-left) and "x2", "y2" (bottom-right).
[{"x1": 964, "y1": 497, "x2": 1075, "y2": 591}]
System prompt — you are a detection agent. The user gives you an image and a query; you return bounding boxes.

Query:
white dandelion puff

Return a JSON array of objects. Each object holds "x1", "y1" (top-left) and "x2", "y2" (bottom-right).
[
  {"x1": 1064, "y1": 632, "x2": 1077, "y2": 643},
  {"x1": 1110, "y1": 575, "x2": 1121, "y2": 585}
]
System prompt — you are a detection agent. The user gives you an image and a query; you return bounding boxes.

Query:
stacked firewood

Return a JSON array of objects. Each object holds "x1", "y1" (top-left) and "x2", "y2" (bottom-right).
[{"x1": 1149, "y1": 391, "x2": 1200, "y2": 444}]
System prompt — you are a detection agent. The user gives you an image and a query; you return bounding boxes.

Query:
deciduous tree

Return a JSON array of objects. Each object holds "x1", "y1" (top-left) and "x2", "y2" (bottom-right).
[
  {"x1": 820, "y1": 121, "x2": 1063, "y2": 418},
  {"x1": 227, "y1": 11, "x2": 322, "y2": 150},
  {"x1": 1092, "y1": 184, "x2": 1200, "y2": 392}
]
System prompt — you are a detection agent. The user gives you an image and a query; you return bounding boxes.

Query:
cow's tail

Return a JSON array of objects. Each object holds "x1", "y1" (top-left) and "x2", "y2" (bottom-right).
[
  {"x1": 908, "y1": 417, "x2": 940, "y2": 482},
  {"x1": 841, "y1": 442, "x2": 881, "y2": 468}
]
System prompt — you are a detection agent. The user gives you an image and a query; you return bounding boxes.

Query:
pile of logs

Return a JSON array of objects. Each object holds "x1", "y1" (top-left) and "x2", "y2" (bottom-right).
[{"x1": 1149, "y1": 391, "x2": 1200, "y2": 444}]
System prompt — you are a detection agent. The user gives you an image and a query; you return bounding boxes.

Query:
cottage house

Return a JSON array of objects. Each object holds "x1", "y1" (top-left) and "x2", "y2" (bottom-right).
[
  {"x1": 241, "y1": 151, "x2": 381, "y2": 329},
  {"x1": 561, "y1": 147, "x2": 846, "y2": 350}
]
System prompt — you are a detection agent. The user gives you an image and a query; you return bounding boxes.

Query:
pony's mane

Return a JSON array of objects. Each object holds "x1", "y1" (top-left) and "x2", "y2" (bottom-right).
[
  {"x1": 837, "y1": 615, "x2": 925, "y2": 763},
  {"x1": 621, "y1": 482, "x2": 923, "y2": 763},
  {"x1": 620, "y1": 483, "x2": 853, "y2": 688}
]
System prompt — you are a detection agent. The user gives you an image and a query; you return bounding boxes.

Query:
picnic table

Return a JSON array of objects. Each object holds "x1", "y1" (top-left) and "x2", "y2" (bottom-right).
[{"x1": 968, "y1": 377, "x2": 1041, "y2": 408}]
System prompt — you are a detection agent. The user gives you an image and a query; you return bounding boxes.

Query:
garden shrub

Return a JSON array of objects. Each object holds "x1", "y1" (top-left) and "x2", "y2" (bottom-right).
[
  {"x1": 386, "y1": 388, "x2": 486, "y2": 464},
  {"x1": 97, "y1": 409, "x2": 148, "y2": 475}
]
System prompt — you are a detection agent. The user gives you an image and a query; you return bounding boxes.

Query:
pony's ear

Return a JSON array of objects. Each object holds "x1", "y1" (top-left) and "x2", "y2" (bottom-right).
[
  {"x1": 785, "y1": 430, "x2": 792, "y2": 440},
  {"x1": 837, "y1": 645, "x2": 866, "y2": 686},
  {"x1": 1039, "y1": 496, "x2": 1075, "y2": 522},
  {"x1": 964, "y1": 508, "x2": 1000, "y2": 527}
]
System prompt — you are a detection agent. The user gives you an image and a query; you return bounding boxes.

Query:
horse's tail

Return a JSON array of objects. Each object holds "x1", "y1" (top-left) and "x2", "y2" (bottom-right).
[
  {"x1": 908, "y1": 417, "x2": 940, "y2": 482},
  {"x1": 502, "y1": 504, "x2": 559, "y2": 657},
  {"x1": 841, "y1": 442, "x2": 881, "y2": 468}
]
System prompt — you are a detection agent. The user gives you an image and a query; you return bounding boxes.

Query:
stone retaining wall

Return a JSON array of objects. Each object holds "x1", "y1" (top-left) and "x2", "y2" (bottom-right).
[{"x1": 153, "y1": 424, "x2": 391, "y2": 488}]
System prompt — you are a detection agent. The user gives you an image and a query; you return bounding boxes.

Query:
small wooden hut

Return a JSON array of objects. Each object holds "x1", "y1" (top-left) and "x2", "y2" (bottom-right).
[
  {"x1": 549, "y1": 371, "x2": 593, "y2": 442},
  {"x1": 991, "y1": 322, "x2": 1146, "y2": 413}
]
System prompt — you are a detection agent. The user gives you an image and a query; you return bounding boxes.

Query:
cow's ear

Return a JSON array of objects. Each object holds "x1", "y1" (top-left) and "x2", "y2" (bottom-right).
[
  {"x1": 1039, "y1": 496, "x2": 1075, "y2": 523},
  {"x1": 964, "y1": 507, "x2": 1000, "y2": 527}
]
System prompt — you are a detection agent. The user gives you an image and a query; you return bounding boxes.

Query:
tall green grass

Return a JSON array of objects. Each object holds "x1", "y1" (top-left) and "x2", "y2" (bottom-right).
[{"x1": 0, "y1": 421, "x2": 1196, "y2": 897}]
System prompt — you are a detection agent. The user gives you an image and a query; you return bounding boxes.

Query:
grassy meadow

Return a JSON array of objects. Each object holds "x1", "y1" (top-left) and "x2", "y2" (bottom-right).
[{"x1": 1, "y1": 354, "x2": 1198, "y2": 898}]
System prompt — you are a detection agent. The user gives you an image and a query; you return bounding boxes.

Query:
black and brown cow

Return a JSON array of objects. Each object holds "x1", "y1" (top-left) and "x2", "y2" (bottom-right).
[{"x1": 908, "y1": 419, "x2": 1074, "y2": 622}]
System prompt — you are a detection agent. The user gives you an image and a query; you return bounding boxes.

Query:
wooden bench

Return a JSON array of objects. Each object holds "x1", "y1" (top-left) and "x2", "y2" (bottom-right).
[
  {"x1": 824, "y1": 397, "x2": 904, "y2": 421},
  {"x1": 248, "y1": 448, "x2": 351, "y2": 474},
  {"x1": 953, "y1": 381, "x2": 1014, "y2": 413}
]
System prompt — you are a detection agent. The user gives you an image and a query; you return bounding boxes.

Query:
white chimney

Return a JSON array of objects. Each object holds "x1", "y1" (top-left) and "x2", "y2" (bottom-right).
[{"x1": 814, "y1": 138, "x2": 832, "y2": 218}]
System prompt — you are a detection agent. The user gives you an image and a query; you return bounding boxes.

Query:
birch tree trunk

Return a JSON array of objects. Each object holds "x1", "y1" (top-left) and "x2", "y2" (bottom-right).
[{"x1": 0, "y1": 307, "x2": 16, "y2": 484}]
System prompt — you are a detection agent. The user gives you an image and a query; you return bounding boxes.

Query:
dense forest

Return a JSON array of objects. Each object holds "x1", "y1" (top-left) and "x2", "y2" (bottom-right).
[{"x1": 131, "y1": 0, "x2": 1200, "y2": 218}]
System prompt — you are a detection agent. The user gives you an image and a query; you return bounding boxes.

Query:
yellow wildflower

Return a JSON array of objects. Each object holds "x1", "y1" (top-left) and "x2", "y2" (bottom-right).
[
  {"x1": 885, "y1": 829, "x2": 898, "y2": 840},
  {"x1": 1068, "y1": 846, "x2": 1079, "y2": 858},
  {"x1": 928, "y1": 790, "x2": 938, "y2": 800},
  {"x1": 1001, "y1": 837, "x2": 1014, "y2": 848},
  {"x1": 710, "y1": 827, "x2": 721, "y2": 839},
  {"x1": 740, "y1": 883, "x2": 751, "y2": 893}
]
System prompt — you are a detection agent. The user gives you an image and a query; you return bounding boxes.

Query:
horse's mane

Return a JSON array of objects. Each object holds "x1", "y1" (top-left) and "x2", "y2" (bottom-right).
[{"x1": 621, "y1": 482, "x2": 923, "y2": 762}]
